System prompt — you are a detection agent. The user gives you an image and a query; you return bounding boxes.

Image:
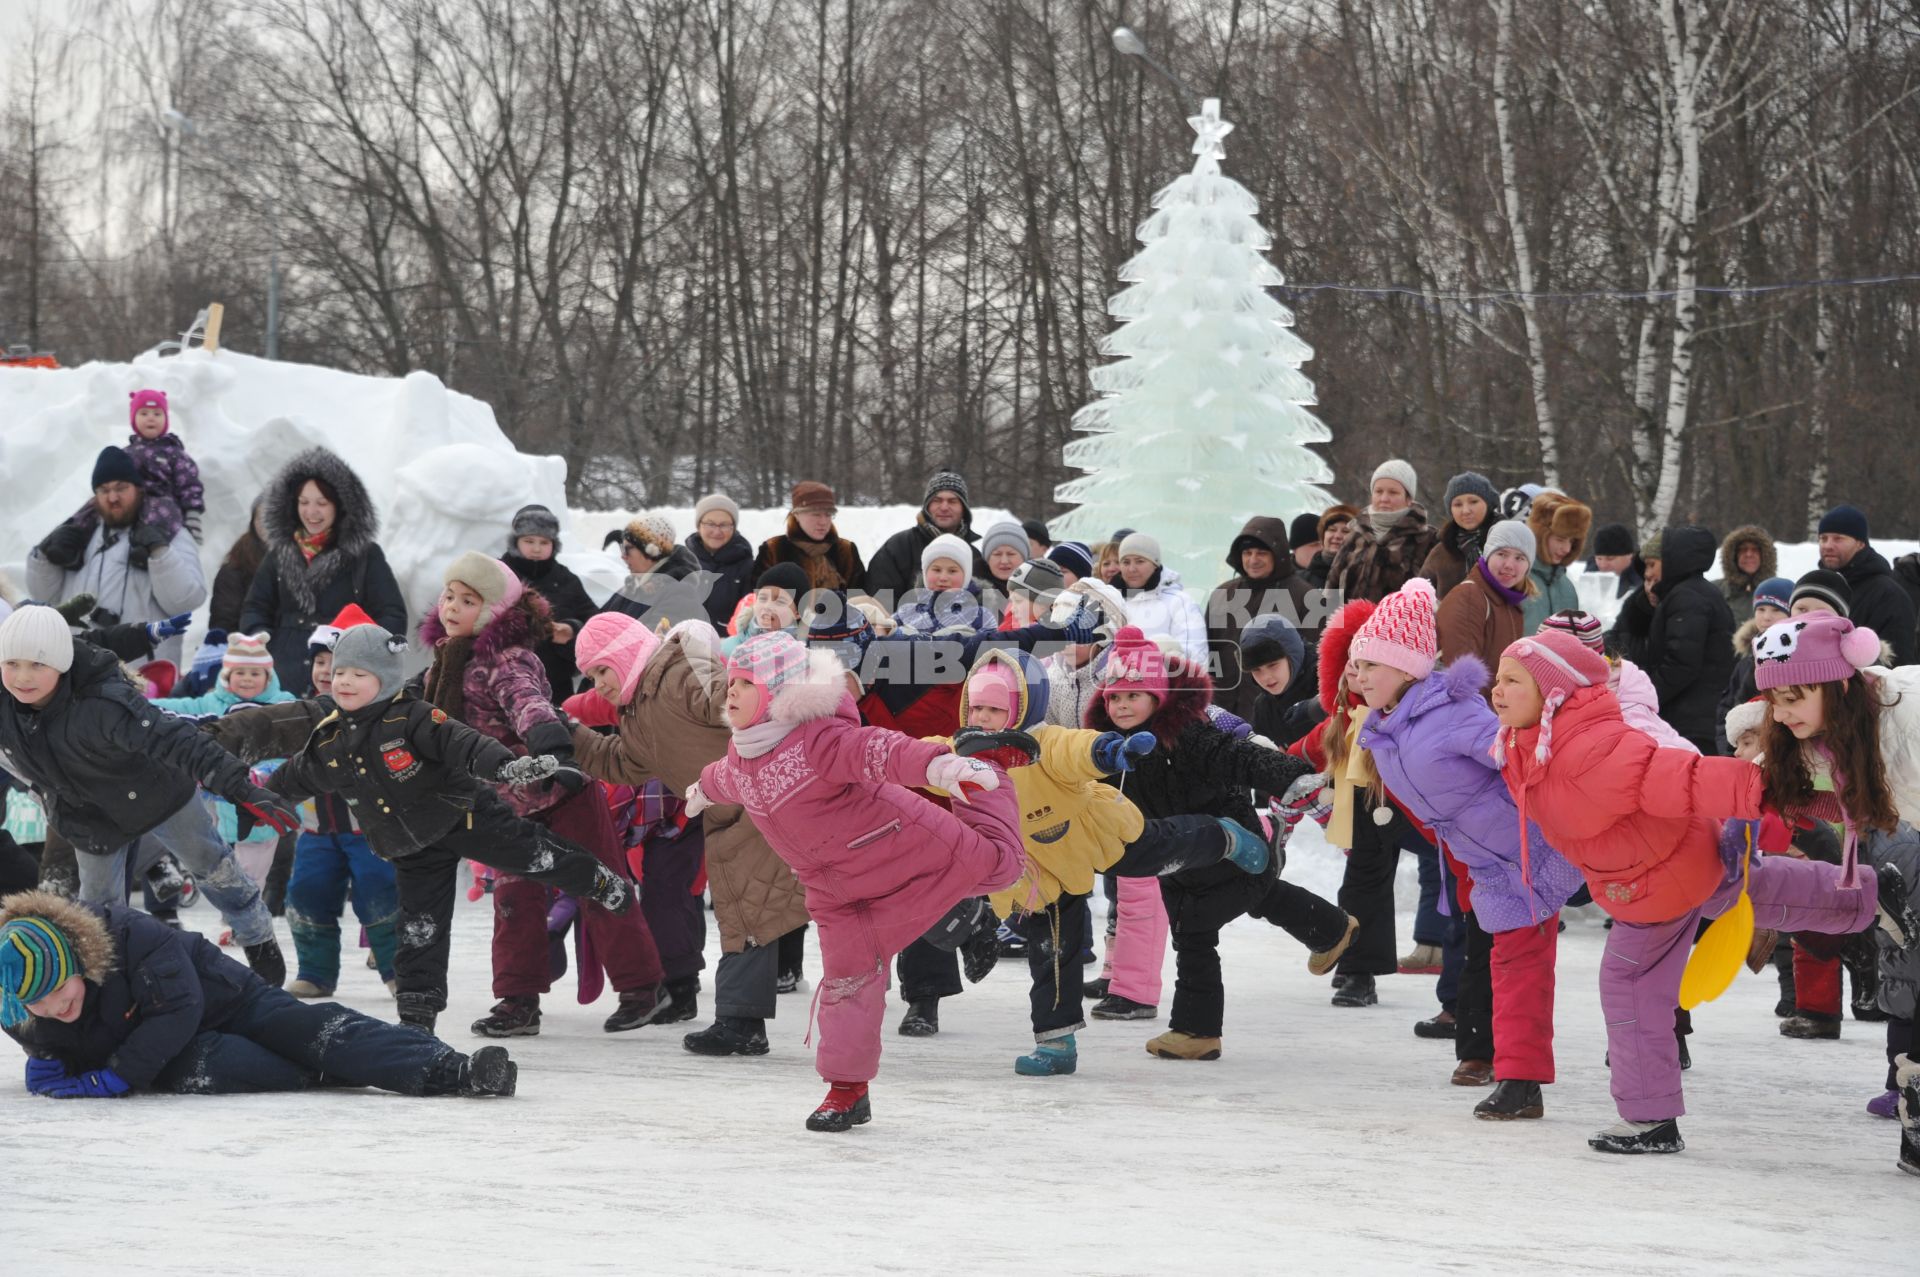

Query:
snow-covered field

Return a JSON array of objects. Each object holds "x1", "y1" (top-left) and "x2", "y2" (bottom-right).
[{"x1": 2, "y1": 831, "x2": 1905, "y2": 1275}]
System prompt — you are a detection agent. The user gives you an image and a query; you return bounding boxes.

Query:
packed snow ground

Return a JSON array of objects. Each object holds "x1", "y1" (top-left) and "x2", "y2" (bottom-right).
[{"x1": 1, "y1": 831, "x2": 1905, "y2": 1275}]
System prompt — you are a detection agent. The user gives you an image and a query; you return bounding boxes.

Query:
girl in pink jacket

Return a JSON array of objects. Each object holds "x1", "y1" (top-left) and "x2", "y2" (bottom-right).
[{"x1": 691, "y1": 630, "x2": 1028, "y2": 1133}]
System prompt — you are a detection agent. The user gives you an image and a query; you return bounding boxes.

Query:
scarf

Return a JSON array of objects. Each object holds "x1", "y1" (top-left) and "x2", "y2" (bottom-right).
[
  {"x1": 294, "y1": 527, "x2": 332, "y2": 563},
  {"x1": 1477, "y1": 557, "x2": 1527, "y2": 606},
  {"x1": 1325, "y1": 705, "x2": 1375, "y2": 848},
  {"x1": 425, "y1": 634, "x2": 477, "y2": 725},
  {"x1": 733, "y1": 717, "x2": 800, "y2": 759},
  {"x1": 1369, "y1": 506, "x2": 1409, "y2": 533}
]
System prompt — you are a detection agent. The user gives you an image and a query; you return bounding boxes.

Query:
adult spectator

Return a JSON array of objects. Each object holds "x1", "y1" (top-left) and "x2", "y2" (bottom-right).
[
  {"x1": 1816, "y1": 505, "x2": 1916, "y2": 665},
  {"x1": 1302, "y1": 505, "x2": 1359, "y2": 589},
  {"x1": 751, "y1": 482, "x2": 866, "y2": 598},
  {"x1": 602, "y1": 514, "x2": 706, "y2": 628},
  {"x1": 685, "y1": 493, "x2": 755, "y2": 628},
  {"x1": 977, "y1": 521, "x2": 1031, "y2": 607},
  {"x1": 1790, "y1": 568, "x2": 1851, "y2": 618},
  {"x1": 209, "y1": 496, "x2": 269, "y2": 633},
  {"x1": 1021, "y1": 519, "x2": 1051, "y2": 560},
  {"x1": 502, "y1": 504, "x2": 598, "y2": 703},
  {"x1": 1418, "y1": 471, "x2": 1498, "y2": 598},
  {"x1": 1716, "y1": 525, "x2": 1777, "y2": 625},
  {"x1": 1207, "y1": 515, "x2": 1315, "y2": 718},
  {"x1": 1588, "y1": 522, "x2": 1642, "y2": 597},
  {"x1": 30, "y1": 446, "x2": 208, "y2": 667},
  {"x1": 1642, "y1": 525, "x2": 1736, "y2": 753},
  {"x1": 1325, "y1": 461, "x2": 1438, "y2": 603},
  {"x1": 1608, "y1": 535, "x2": 1664, "y2": 665},
  {"x1": 1521, "y1": 491, "x2": 1590, "y2": 634},
  {"x1": 1114, "y1": 531, "x2": 1207, "y2": 662},
  {"x1": 864, "y1": 469, "x2": 985, "y2": 606},
  {"x1": 1288, "y1": 513, "x2": 1322, "y2": 573}
]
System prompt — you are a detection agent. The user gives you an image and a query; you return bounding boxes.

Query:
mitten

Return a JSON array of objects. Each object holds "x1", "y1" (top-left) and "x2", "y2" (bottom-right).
[
  {"x1": 496, "y1": 755, "x2": 560, "y2": 787},
  {"x1": 683, "y1": 781, "x2": 712, "y2": 818},
  {"x1": 146, "y1": 613, "x2": 194, "y2": 644},
  {"x1": 38, "y1": 524, "x2": 92, "y2": 571},
  {"x1": 925, "y1": 753, "x2": 999, "y2": 802},
  {"x1": 25, "y1": 1058, "x2": 69, "y2": 1096},
  {"x1": 41, "y1": 1067, "x2": 131, "y2": 1099}
]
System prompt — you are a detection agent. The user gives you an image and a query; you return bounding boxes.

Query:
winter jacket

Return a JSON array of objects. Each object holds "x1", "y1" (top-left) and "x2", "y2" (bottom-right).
[
  {"x1": 1043, "y1": 648, "x2": 1107, "y2": 733},
  {"x1": 865, "y1": 511, "x2": 985, "y2": 606},
  {"x1": 154, "y1": 673, "x2": 297, "y2": 720},
  {"x1": 893, "y1": 581, "x2": 998, "y2": 636},
  {"x1": 503, "y1": 550, "x2": 598, "y2": 704},
  {"x1": 1419, "y1": 520, "x2": 1487, "y2": 600},
  {"x1": 420, "y1": 600, "x2": 567, "y2": 819},
  {"x1": 1611, "y1": 658, "x2": 1697, "y2": 752},
  {"x1": 1715, "y1": 616, "x2": 1766, "y2": 755},
  {"x1": 1436, "y1": 568, "x2": 1525, "y2": 677},
  {"x1": 208, "y1": 531, "x2": 268, "y2": 634},
  {"x1": 1325, "y1": 503, "x2": 1439, "y2": 605},
  {"x1": 1864, "y1": 823, "x2": 1920, "y2": 1021},
  {"x1": 27, "y1": 521, "x2": 206, "y2": 667},
  {"x1": 1644, "y1": 526, "x2": 1737, "y2": 747},
  {"x1": 1121, "y1": 569, "x2": 1209, "y2": 663},
  {"x1": 1520, "y1": 492, "x2": 1592, "y2": 634},
  {"x1": 1496, "y1": 683, "x2": 1765, "y2": 922},
  {"x1": 1, "y1": 893, "x2": 253, "y2": 1089},
  {"x1": 239, "y1": 450, "x2": 407, "y2": 695},
  {"x1": 1715, "y1": 525, "x2": 1777, "y2": 625},
  {"x1": 202, "y1": 697, "x2": 358, "y2": 836},
  {"x1": 0, "y1": 642, "x2": 257, "y2": 855},
  {"x1": 600, "y1": 544, "x2": 713, "y2": 631},
  {"x1": 1207, "y1": 516, "x2": 1321, "y2": 720},
  {"x1": 1522, "y1": 561, "x2": 1580, "y2": 636},
  {"x1": 270, "y1": 690, "x2": 516, "y2": 857},
  {"x1": 1248, "y1": 631, "x2": 1319, "y2": 747},
  {"x1": 1840, "y1": 545, "x2": 1919, "y2": 667},
  {"x1": 1358, "y1": 657, "x2": 1583, "y2": 931},
  {"x1": 569, "y1": 624, "x2": 809, "y2": 951},
  {"x1": 752, "y1": 518, "x2": 867, "y2": 595},
  {"x1": 685, "y1": 532, "x2": 756, "y2": 628},
  {"x1": 126, "y1": 434, "x2": 206, "y2": 518},
  {"x1": 1609, "y1": 583, "x2": 1655, "y2": 666},
  {"x1": 1301, "y1": 550, "x2": 1336, "y2": 591}
]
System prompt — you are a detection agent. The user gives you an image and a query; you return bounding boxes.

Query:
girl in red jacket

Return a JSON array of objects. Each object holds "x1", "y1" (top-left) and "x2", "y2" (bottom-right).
[{"x1": 1492, "y1": 628, "x2": 1889, "y2": 1155}]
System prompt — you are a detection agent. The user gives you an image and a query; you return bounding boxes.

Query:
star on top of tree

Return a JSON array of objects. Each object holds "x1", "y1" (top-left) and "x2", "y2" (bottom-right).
[{"x1": 1188, "y1": 98, "x2": 1233, "y2": 162}]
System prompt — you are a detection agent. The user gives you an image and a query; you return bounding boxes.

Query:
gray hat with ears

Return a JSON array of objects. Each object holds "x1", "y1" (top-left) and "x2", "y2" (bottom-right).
[{"x1": 328, "y1": 624, "x2": 409, "y2": 699}]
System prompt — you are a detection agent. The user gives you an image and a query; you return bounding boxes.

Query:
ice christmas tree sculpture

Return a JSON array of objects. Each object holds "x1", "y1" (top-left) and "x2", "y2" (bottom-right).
[{"x1": 1055, "y1": 98, "x2": 1333, "y2": 599}]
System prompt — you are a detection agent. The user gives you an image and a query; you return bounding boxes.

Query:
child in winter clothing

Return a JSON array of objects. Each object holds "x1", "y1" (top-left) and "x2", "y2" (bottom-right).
[
  {"x1": 0, "y1": 890, "x2": 517, "y2": 1097},
  {"x1": 1716, "y1": 576, "x2": 1795, "y2": 753},
  {"x1": 420, "y1": 552, "x2": 669, "y2": 1037},
  {"x1": 1492, "y1": 626, "x2": 1897, "y2": 1154},
  {"x1": 1112, "y1": 532, "x2": 1208, "y2": 662},
  {"x1": 893, "y1": 535, "x2": 997, "y2": 635},
  {"x1": 692, "y1": 631, "x2": 1029, "y2": 1130},
  {"x1": 64, "y1": 390, "x2": 208, "y2": 544},
  {"x1": 264, "y1": 622, "x2": 632, "y2": 1033},
  {"x1": 1241, "y1": 612, "x2": 1315, "y2": 747},
  {"x1": 723, "y1": 562, "x2": 810, "y2": 656},
  {"x1": 1539, "y1": 610, "x2": 1698, "y2": 753},
  {"x1": 502, "y1": 504, "x2": 599, "y2": 704}
]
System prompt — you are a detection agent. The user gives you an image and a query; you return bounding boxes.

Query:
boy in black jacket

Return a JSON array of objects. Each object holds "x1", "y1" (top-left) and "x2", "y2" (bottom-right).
[{"x1": 264, "y1": 624, "x2": 632, "y2": 1032}]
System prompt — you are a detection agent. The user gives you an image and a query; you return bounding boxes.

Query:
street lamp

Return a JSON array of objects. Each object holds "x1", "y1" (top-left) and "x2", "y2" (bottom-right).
[
  {"x1": 1111, "y1": 26, "x2": 1200, "y2": 111},
  {"x1": 160, "y1": 109, "x2": 280, "y2": 359}
]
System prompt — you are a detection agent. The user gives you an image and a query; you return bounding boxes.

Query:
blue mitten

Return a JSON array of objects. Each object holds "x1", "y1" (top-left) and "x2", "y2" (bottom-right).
[
  {"x1": 146, "y1": 613, "x2": 194, "y2": 644},
  {"x1": 1092, "y1": 730, "x2": 1160, "y2": 774},
  {"x1": 25, "y1": 1057, "x2": 69, "y2": 1096},
  {"x1": 42, "y1": 1066, "x2": 131, "y2": 1099}
]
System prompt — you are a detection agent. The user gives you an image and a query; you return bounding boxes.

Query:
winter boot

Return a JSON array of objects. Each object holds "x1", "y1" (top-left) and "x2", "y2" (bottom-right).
[
  {"x1": 1588, "y1": 1118, "x2": 1684, "y2": 1154},
  {"x1": 776, "y1": 969, "x2": 802, "y2": 994},
  {"x1": 1451, "y1": 1059, "x2": 1493, "y2": 1086},
  {"x1": 805, "y1": 1081, "x2": 872, "y2": 1133},
  {"x1": 587, "y1": 866, "x2": 636, "y2": 915},
  {"x1": 995, "y1": 920, "x2": 1028, "y2": 958},
  {"x1": 286, "y1": 979, "x2": 334, "y2": 999},
  {"x1": 1014, "y1": 1034, "x2": 1078, "y2": 1077},
  {"x1": 1772, "y1": 940, "x2": 1796, "y2": 1017},
  {"x1": 1331, "y1": 971, "x2": 1378, "y2": 1007},
  {"x1": 461, "y1": 1045, "x2": 518, "y2": 1097},
  {"x1": 1875, "y1": 863, "x2": 1917, "y2": 949},
  {"x1": 1084, "y1": 977, "x2": 1111, "y2": 1000},
  {"x1": 1146, "y1": 1030, "x2": 1222, "y2": 1061},
  {"x1": 603, "y1": 985, "x2": 673, "y2": 1033},
  {"x1": 960, "y1": 917, "x2": 1000, "y2": 984},
  {"x1": 1398, "y1": 943, "x2": 1443, "y2": 975},
  {"x1": 472, "y1": 995, "x2": 542, "y2": 1038},
  {"x1": 1216, "y1": 817, "x2": 1269, "y2": 874},
  {"x1": 1308, "y1": 915, "x2": 1362, "y2": 976},
  {"x1": 661, "y1": 977, "x2": 700, "y2": 1023},
  {"x1": 682, "y1": 1016, "x2": 769, "y2": 1056},
  {"x1": 1414, "y1": 1010, "x2": 1457, "y2": 1039},
  {"x1": 897, "y1": 999, "x2": 941, "y2": 1037},
  {"x1": 1843, "y1": 933, "x2": 1886, "y2": 1021},
  {"x1": 952, "y1": 726, "x2": 1041, "y2": 771},
  {"x1": 1090, "y1": 993, "x2": 1157, "y2": 1021},
  {"x1": 1897, "y1": 1055, "x2": 1920, "y2": 1177},
  {"x1": 1744, "y1": 926, "x2": 1778, "y2": 974},
  {"x1": 145, "y1": 855, "x2": 187, "y2": 910},
  {"x1": 244, "y1": 936, "x2": 287, "y2": 988},
  {"x1": 1474, "y1": 1080, "x2": 1544, "y2": 1120},
  {"x1": 1779, "y1": 1011, "x2": 1841, "y2": 1040},
  {"x1": 1867, "y1": 1089, "x2": 1900, "y2": 1119},
  {"x1": 396, "y1": 996, "x2": 438, "y2": 1035}
]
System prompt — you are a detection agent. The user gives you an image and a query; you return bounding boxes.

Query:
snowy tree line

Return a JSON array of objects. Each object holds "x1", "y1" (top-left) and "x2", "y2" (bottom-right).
[{"x1": 1, "y1": 0, "x2": 1917, "y2": 534}]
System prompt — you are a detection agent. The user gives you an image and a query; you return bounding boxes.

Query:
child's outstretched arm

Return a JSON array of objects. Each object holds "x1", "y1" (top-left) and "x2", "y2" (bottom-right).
[
  {"x1": 407, "y1": 707, "x2": 518, "y2": 781},
  {"x1": 810, "y1": 717, "x2": 951, "y2": 791},
  {"x1": 202, "y1": 699, "x2": 330, "y2": 764},
  {"x1": 1195, "y1": 724, "x2": 1314, "y2": 796}
]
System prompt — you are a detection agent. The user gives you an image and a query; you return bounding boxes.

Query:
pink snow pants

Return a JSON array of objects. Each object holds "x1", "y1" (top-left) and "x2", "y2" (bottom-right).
[
  {"x1": 1600, "y1": 855, "x2": 1879, "y2": 1122},
  {"x1": 1107, "y1": 874, "x2": 1170, "y2": 1006}
]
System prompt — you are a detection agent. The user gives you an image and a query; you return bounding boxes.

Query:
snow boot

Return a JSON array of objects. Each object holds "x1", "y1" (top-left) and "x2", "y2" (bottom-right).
[
  {"x1": 1398, "y1": 943, "x2": 1443, "y2": 975},
  {"x1": 922, "y1": 896, "x2": 988, "y2": 952},
  {"x1": 1090, "y1": 993, "x2": 1157, "y2": 1021},
  {"x1": 145, "y1": 855, "x2": 187, "y2": 910},
  {"x1": 1308, "y1": 915, "x2": 1362, "y2": 976},
  {"x1": 960, "y1": 917, "x2": 1000, "y2": 984},
  {"x1": 805, "y1": 1082, "x2": 872, "y2": 1133},
  {"x1": 1146, "y1": 1030, "x2": 1222, "y2": 1061},
  {"x1": 1451, "y1": 1059, "x2": 1493, "y2": 1087},
  {"x1": 682, "y1": 1016, "x2": 769, "y2": 1056},
  {"x1": 1779, "y1": 1011, "x2": 1841, "y2": 1040},
  {"x1": 1897, "y1": 1056, "x2": 1920, "y2": 1176},
  {"x1": 603, "y1": 985, "x2": 673, "y2": 1033},
  {"x1": 244, "y1": 936, "x2": 287, "y2": 988},
  {"x1": 1588, "y1": 1118, "x2": 1684, "y2": 1154},
  {"x1": 995, "y1": 920, "x2": 1028, "y2": 958},
  {"x1": 1773, "y1": 940, "x2": 1795, "y2": 1017},
  {"x1": 587, "y1": 865, "x2": 636, "y2": 915},
  {"x1": 1216, "y1": 817, "x2": 1269, "y2": 874},
  {"x1": 952, "y1": 726, "x2": 1041, "y2": 771},
  {"x1": 1868, "y1": 1089, "x2": 1900, "y2": 1119},
  {"x1": 286, "y1": 978, "x2": 334, "y2": 999},
  {"x1": 1843, "y1": 933, "x2": 1886, "y2": 1020},
  {"x1": 1474, "y1": 1079, "x2": 1544, "y2": 1120},
  {"x1": 1414, "y1": 1010, "x2": 1457, "y2": 1040},
  {"x1": 776, "y1": 968, "x2": 802, "y2": 994},
  {"x1": 1331, "y1": 971, "x2": 1378, "y2": 1007},
  {"x1": 1084, "y1": 977, "x2": 1111, "y2": 1000},
  {"x1": 461, "y1": 1045, "x2": 518, "y2": 1097},
  {"x1": 897, "y1": 999, "x2": 940, "y2": 1037},
  {"x1": 1744, "y1": 926, "x2": 1778, "y2": 974},
  {"x1": 661, "y1": 977, "x2": 700, "y2": 1023},
  {"x1": 396, "y1": 997, "x2": 437, "y2": 1035},
  {"x1": 1014, "y1": 1034, "x2": 1078, "y2": 1076},
  {"x1": 1873, "y1": 863, "x2": 1917, "y2": 948},
  {"x1": 1330, "y1": 972, "x2": 1351, "y2": 991},
  {"x1": 472, "y1": 995, "x2": 542, "y2": 1038}
]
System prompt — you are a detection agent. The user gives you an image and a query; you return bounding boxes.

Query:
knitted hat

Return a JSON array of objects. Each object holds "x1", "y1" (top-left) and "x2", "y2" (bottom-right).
[
  {"x1": 726, "y1": 631, "x2": 815, "y2": 727},
  {"x1": 1499, "y1": 630, "x2": 1611, "y2": 762},
  {"x1": 129, "y1": 388, "x2": 170, "y2": 435},
  {"x1": 980, "y1": 521, "x2": 1030, "y2": 563},
  {"x1": 1639, "y1": 534, "x2": 1664, "y2": 563},
  {"x1": 1288, "y1": 513, "x2": 1322, "y2": 551},
  {"x1": 1753, "y1": 577, "x2": 1795, "y2": 614},
  {"x1": 0, "y1": 605, "x2": 74, "y2": 674},
  {"x1": 1047, "y1": 541, "x2": 1094, "y2": 579},
  {"x1": 1240, "y1": 612, "x2": 1304, "y2": 675},
  {"x1": 510, "y1": 504, "x2": 561, "y2": 545},
  {"x1": 1538, "y1": 610, "x2": 1605, "y2": 655},
  {"x1": 1483, "y1": 519, "x2": 1537, "y2": 564},
  {"x1": 1724, "y1": 698, "x2": 1769, "y2": 748},
  {"x1": 0, "y1": 915, "x2": 76, "y2": 1028},
  {"x1": 1752, "y1": 614, "x2": 1883, "y2": 691},
  {"x1": 308, "y1": 602, "x2": 378, "y2": 655},
  {"x1": 222, "y1": 632, "x2": 274, "y2": 671},
  {"x1": 1790, "y1": 569, "x2": 1852, "y2": 617},
  {"x1": 789, "y1": 481, "x2": 837, "y2": 515},
  {"x1": 1317, "y1": 504, "x2": 1360, "y2": 536},
  {"x1": 1350, "y1": 578, "x2": 1439, "y2": 680},
  {"x1": 329, "y1": 624, "x2": 409, "y2": 699},
  {"x1": 444, "y1": 551, "x2": 526, "y2": 631},
  {"x1": 694, "y1": 493, "x2": 741, "y2": 525},
  {"x1": 622, "y1": 514, "x2": 677, "y2": 562},
  {"x1": 1591, "y1": 523, "x2": 1637, "y2": 557},
  {"x1": 1443, "y1": 471, "x2": 1498, "y2": 512},
  {"x1": 966, "y1": 661, "x2": 1021, "y2": 716},
  {"x1": 755, "y1": 562, "x2": 811, "y2": 600},
  {"x1": 1007, "y1": 558, "x2": 1066, "y2": 604},
  {"x1": 1817, "y1": 504, "x2": 1870, "y2": 543},
  {"x1": 805, "y1": 592, "x2": 875, "y2": 662},
  {"x1": 1021, "y1": 519, "x2": 1050, "y2": 548},
  {"x1": 90, "y1": 445, "x2": 139, "y2": 490},
  {"x1": 1101, "y1": 626, "x2": 1171, "y2": 705},
  {"x1": 1116, "y1": 531, "x2": 1162, "y2": 564},
  {"x1": 921, "y1": 533, "x2": 973, "y2": 577},
  {"x1": 924, "y1": 470, "x2": 970, "y2": 506},
  {"x1": 574, "y1": 612, "x2": 662, "y2": 705},
  {"x1": 1371, "y1": 459, "x2": 1418, "y2": 501},
  {"x1": 1109, "y1": 528, "x2": 1137, "y2": 545}
]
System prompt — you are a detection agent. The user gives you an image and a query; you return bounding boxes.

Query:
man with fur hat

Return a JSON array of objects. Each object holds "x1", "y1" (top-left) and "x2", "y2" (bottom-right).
[
  {"x1": 864, "y1": 469, "x2": 988, "y2": 606},
  {"x1": 1521, "y1": 490, "x2": 1592, "y2": 635}
]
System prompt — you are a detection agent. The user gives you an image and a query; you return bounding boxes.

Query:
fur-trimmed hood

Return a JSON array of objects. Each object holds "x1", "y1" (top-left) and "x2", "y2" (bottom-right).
[
  {"x1": 1718, "y1": 524, "x2": 1778, "y2": 594},
  {"x1": 260, "y1": 447, "x2": 383, "y2": 614},
  {"x1": 0, "y1": 890, "x2": 115, "y2": 983},
  {"x1": 1084, "y1": 662, "x2": 1213, "y2": 748},
  {"x1": 418, "y1": 587, "x2": 552, "y2": 662},
  {"x1": 767, "y1": 648, "x2": 858, "y2": 724},
  {"x1": 1316, "y1": 598, "x2": 1377, "y2": 713},
  {"x1": 1525, "y1": 491, "x2": 1592, "y2": 566},
  {"x1": 960, "y1": 647, "x2": 1051, "y2": 733}
]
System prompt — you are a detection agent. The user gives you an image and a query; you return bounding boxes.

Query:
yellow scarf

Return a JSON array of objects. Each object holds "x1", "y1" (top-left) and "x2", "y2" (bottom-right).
[{"x1": 1326, "y1": 705, "x2": 1376, "y2": 848}]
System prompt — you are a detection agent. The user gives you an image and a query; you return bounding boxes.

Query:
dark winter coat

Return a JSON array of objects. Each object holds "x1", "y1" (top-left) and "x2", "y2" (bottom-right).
[
  {"x1": 1715, "y1": 525, "x2": 1777, "y2": 625},
  {"x1": 421, "y1": 598, "x2": 566, "y2": 819},
  {"x1": 202, "y1": 697, "x2": 358, "y2": 834},
  {"x1": 1249, "y1": 646, "x2": 1318, "y2": 747},
  {"x1": 1866, "y1": 823, "x2": 1920, "y2": 1021},
  {"x1": 751, "y1": 518, "x2": 868, "y2": 596},
  {"x1": 685, "y1": 532, "x2": 756, "y2": 628},
  {"x1": 240, "y1": 449, "x2": 408, "y2": 695},
  {"x1": 1840, "y1": 544, "x2": 1918, "y2": 667},
  {"x1": 1610, "y1": 582, "x2": 1656, "y2": 666},
  {"x1": 503, "y1": 550, "x2": 598, "y2": 703},
  {"x1": 1715, "y1": 616, "x2": 1765, "y2": 755},
  {"x1": 600, "y1": 545, "x2": 710, "y2": 629},
  {"x1": 209, "y1": 526, "x2": 268, "y2": 633},
  {"x1": 1, "y1": 893, "x2": 252, "y2": 1089},
  {"x1": 865, "y1": 510, "x2": 986, "y2": 606},
  {"x1": 1300, "y1": 549, "x2": 1336, "y2": 591},
  {"x1": 0, "y1": 642, "x2": 256, "y2": 855},
  {"x1": 270, "y1": 690, "x2": 516, "y2": 857},
  {"x1": 1419, "y1": 519, "x2": 1488, "y2": 600},
  {"x1": 1645, "y1": 526, "x2": 1737, "y2": 747},
  {"x1": 1206, "y1": 516, "x2": 1320, "y2": 721},
  {"x1": 1325, "y1": 504, "x2": 1439, "y2": 604}
]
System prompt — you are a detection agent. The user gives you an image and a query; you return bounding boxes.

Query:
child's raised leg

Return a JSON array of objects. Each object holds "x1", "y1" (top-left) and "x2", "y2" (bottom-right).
[
  {"x1": 1598, "y1": 910, "x2": 1699, "y2": 1121},
  {"x1": 1747, "y1": 854, "x2": 1878, "y2": 936}
]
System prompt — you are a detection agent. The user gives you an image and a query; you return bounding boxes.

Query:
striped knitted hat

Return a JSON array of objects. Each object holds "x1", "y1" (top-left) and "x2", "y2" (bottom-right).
[
  {"x1": 726, "y1": 631, "x2": 814, "y2": 727},
  {"x1": 223, "y1": 632, "x2": 275, "y2": 671},
  {"x1": 1350, "y1": 578, "x2": 1439, "y2": 680},
  {"x1": 0, "y1": 916, "x2": 76, "y2": 1027},
  {"x1": 1538, "y1": 610, "x2": 1605, "y2": 655}
]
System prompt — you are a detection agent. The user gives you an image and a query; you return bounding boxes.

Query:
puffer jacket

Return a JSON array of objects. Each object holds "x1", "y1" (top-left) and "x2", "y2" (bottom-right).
[
  {"x1": 1325, "y1": 503, "x2": 1439, "y2": 604},
  {"x1": 1496, "y1": 683, "x2": 1764, "y2": 922},
  {"x1": 1207, "y1": 516, "x2": 1319, "y2": 719},
  {"x1": 1645, "y1": 526, "x2": 1737, "y2": 746},
  {"x1": 503, "y1": 549, "x2": 599, "y2": 703},
  {"x1": 153, "y1": 672, "x2": 297, "y2": 719},
  {"x1": 126, "y1": 433, "x2": 206, "y2": 517},
  {"x1": 1841, "y1": 545, "x2": 1919, "y2": 667},
  {"x1": 570, "y1": 623, "x2": 808, "y2": 951},
  {"x1": 1520, "y1": 491, "x2": 1592, "y2": 634},
  {"x1": 1716, "y1": 525, "x2": 1777, "y2": 625},
  {"x1": 420, "y1": 598, "x2": 567, "y2": 819},
  {"x1": 1864, "y1": 823, "x2": 1920, "y2": 1020},
  {"x1": 1358, "y1": 656, "x2": 1583, "y2": 931},
  {"x1": 1611, "y1": 657, "x2": 1698, "y2": 752},
  {"x1": 685, "y1": 531, "x2": 756, "y2": 628},
  {"x1": 1121, "y1": 568, "x2": 1208, "y2": 663}
]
